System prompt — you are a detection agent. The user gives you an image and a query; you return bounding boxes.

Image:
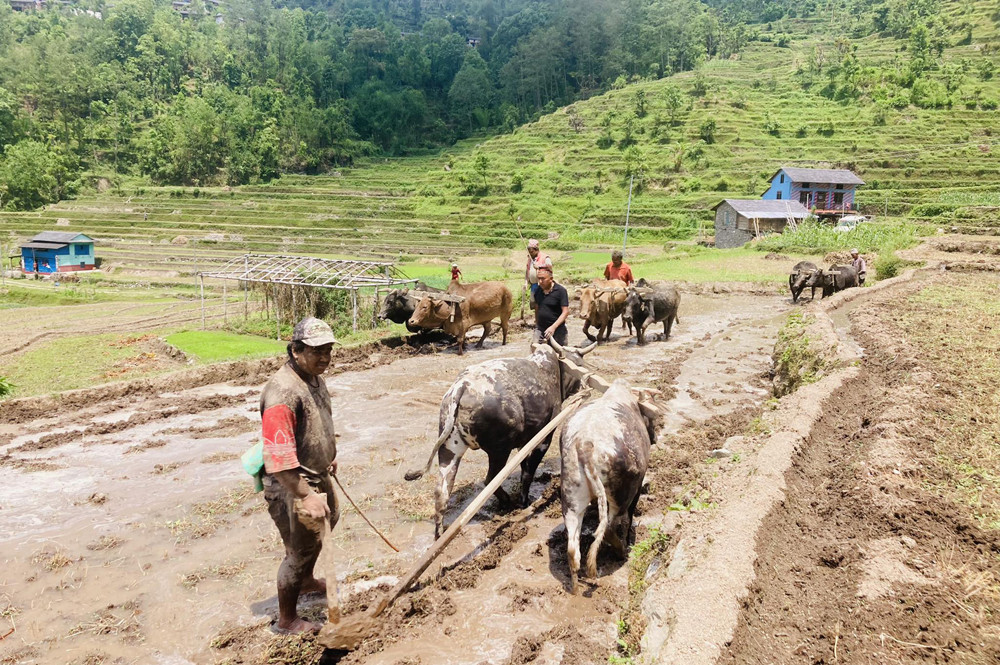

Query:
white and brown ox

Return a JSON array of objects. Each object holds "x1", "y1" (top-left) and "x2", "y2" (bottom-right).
[
  {"x1": 560, "y1": 378, "x2": 657, "y2": 593},
  {"x1": 407, "y1": 279, "x2": 513, "y2": 355},
  {"x1": 404, "y1": 338, "x2": 596, "y2": 538},
  {"x1": 578, "y1": 279, "x2": 632, "y2": 342}
]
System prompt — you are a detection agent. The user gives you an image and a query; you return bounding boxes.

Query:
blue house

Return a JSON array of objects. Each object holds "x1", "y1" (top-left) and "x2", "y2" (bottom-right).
[
  {"x1": 762, "y1": 167, "x2": 864, "y2": 215},
  {"x1": 20, "y1": 232, "x2": 96, "y2": 274}
]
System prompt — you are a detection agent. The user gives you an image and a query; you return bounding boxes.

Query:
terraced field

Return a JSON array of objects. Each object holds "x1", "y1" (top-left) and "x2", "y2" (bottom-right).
[{"x1": 4, "y1": 12, "x2": 1000, "y2": 273}]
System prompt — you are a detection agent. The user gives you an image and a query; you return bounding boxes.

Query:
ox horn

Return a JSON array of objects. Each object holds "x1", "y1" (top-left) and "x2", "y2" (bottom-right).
[
  {"x1": 578, "y1": 341, "x2": 598, "y2": 356},
  {"x1": 547, "y1": 336, "x2": 566, "y2": 356}
]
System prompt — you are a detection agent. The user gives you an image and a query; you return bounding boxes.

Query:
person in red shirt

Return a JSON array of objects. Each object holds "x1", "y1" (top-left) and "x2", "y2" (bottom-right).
[
  {"x1": 259, "y1": 317, "x2": 340, "y2": 634},
  {"x1": 450, "y1": 263, "x2": 462, "y2": 281},
  {"x1": 604, "y1": 249, "x2": 634, "y2": 285}
]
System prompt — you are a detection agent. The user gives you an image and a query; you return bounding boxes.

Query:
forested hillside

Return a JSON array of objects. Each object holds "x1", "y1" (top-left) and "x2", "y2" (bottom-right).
[{"x1": 0, "y1": 0, "x2": 756, "y2": 209}]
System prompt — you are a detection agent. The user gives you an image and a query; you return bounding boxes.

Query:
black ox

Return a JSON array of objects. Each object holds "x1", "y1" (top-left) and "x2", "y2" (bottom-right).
[
  {"x1": 622, "y1": 279, "x2": 681, "y2": 345},
  {"x1": 378, "y1": 282, "x2": 444, "y2": 332},
  {"x1": 788, "y1": 261, "x2": 820, "y2": 303},
  {"x1": 404, "y1": 338, "x2": 596, "y2": 538}
]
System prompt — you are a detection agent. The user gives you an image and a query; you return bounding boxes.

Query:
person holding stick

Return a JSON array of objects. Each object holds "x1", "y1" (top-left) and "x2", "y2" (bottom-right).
[
  {"x1": 259, "y1": 317, "x2": 340, "y2": 635},
  {"x1": 525, "y1": 239, "x2": 553, "y2": 311}
]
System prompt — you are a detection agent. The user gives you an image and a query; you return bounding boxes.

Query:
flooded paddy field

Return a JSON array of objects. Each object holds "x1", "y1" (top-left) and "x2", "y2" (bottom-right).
[{"x1": 0, "y1": 291, "x2": 789, "y2": 665}]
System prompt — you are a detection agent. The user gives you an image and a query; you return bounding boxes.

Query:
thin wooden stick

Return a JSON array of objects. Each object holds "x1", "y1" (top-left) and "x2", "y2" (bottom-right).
[{"x1": 333, "y1": 474, "x2": 399, "y2": 553}]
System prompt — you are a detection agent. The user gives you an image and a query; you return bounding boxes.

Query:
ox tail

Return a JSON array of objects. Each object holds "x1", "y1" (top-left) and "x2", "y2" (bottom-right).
[
  {"x1": 584, "y1": 458, "x2": 609, "y2": 579},
  {"x1": 404, "y1": 383, "x2": 465, "y2": 481}
]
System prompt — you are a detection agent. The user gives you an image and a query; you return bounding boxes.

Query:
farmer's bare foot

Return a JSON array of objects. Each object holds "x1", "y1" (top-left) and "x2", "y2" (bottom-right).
[
  {"x1": 301, "y1": 577, "x2": 327, "y2": 595},
  {"x1": 275, "y1": 616, "x2": 319, "y2": 634}
]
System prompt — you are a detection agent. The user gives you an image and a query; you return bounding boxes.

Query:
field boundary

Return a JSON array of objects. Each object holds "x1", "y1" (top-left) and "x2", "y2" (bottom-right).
[
  {"x1": 638, "y1": 266, "x2": 927, "y2": 665},
  {"x1": 0, "y1": 334, "x2": 424, "y2": 424}
]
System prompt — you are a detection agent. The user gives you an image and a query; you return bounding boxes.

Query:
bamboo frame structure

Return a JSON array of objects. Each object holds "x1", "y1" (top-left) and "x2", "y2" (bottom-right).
[{"x1": 198, "y1": 253, "x2": 417, "y2": 334}]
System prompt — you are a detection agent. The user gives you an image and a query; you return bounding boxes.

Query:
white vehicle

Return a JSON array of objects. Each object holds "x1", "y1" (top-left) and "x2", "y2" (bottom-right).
[{"x1": 834, "y1": 215, "x2": 868, "y2": 232}]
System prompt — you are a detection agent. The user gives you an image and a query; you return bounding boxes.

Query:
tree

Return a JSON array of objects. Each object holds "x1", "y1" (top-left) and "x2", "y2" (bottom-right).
[
  {"x1": 473, "y1": 152, "x2": 490, "y2": 191},
  {"x1": 449, "y1": 50, "x2": 493, "y2": 131},
  {"x1": 0, "y1": 141, "x2": 69, "y2": 210},
  {"x1": 699, "y1": 118, "x2": 716, "y2": 143},
  {"x1": 662, "y1": 84, "x2": 684, "y2": 124}
]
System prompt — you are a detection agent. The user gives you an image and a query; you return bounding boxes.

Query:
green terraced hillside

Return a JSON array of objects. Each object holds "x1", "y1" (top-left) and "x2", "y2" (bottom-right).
[{"x1": 3, "y1": 4, "x2": 1000, "y2": 272}]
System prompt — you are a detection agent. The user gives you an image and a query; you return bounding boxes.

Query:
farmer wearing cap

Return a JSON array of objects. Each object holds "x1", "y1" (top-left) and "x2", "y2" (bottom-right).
[
  {"x1": 850, "y1": 249, "x2": 867, "y2": 285},
  {"x1": 525, "y1": 239, "x2": 553, "y2": 310},
  {"x1": 259, "y1": 317, "x2": 340, "y2": 634},
  {"x1": 450, "y1": 263, "x2": 462, "y2": 281}
]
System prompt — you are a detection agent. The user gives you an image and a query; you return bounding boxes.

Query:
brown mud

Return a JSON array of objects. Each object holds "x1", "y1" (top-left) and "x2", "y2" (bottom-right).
[
  {"x1": 722, "y1": 271, "x2": 1000, "y2": 665},
  {"x1": 0, "y1": 291, "x2": 790, "y2": 665}
]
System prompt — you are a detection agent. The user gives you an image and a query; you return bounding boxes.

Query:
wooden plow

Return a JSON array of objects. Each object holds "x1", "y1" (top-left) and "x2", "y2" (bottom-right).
[{"x1": 318, "y1": 355, "x2": 660, "y2": 650}]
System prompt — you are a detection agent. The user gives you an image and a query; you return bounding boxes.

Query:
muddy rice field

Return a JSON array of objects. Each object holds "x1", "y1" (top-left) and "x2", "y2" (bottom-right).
[{"x1": 2, "y1": 260, "x2": 1000, "y2": 665}]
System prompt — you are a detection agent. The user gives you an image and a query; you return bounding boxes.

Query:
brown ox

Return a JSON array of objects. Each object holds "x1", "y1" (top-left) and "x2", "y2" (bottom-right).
[
  {"x1": 407, "y1": 279, "x2": 513, "y2": 355},
  {"x1": 578, "y1": 279, "x2": 631, "y2": 342}
]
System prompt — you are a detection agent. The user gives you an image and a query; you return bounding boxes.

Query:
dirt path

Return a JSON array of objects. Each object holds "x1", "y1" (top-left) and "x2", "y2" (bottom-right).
[{"x1": 0, "y1": 291, "x2": 790, "y2": 665}]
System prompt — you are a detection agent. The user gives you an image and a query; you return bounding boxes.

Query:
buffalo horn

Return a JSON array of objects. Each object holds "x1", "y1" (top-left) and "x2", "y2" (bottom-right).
[
  {"x1": 579, "y1": 341, "x2": 598, "y2": 355},
  {"x1": 547, "y1": 335, "x2": 566, "y2": 356}
]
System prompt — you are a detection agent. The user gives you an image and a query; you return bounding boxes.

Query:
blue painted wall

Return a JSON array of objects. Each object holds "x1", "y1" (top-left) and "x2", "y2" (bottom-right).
[
  {"x1": 22, "y1": 240, "x2": 95, "y2": 273},
  {"x1": 762, "y1": 169, "x2": 857, "y2": 210}
]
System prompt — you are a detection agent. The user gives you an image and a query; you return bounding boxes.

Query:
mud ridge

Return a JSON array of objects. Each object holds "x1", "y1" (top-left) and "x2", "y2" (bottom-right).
[
  {"x1": 722, "y1": 306, "x2": 1000, "y2": 664},
  {"x1": 12, "y1": 391, "x2": 255, "y2": 453},
  {"x1": 0, "y1": 334, "x2": 423, "y2": 425},
  {"x1": 638, "y1": 266, "x2": 932, "y2": 665}
]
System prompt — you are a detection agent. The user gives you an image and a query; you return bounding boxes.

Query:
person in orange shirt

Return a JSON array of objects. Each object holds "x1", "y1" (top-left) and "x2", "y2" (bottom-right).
[{"x1": 604, "y1": 249, "x2": 634, "y2": 285}]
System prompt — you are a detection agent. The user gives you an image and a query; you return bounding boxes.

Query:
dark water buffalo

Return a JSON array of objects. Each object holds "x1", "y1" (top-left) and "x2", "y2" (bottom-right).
[
  {"x1": 622, "y1": 280, "x2": 681, "y2": 345},
  {"x1": 378, "y1": 282, "x2": 444, "y2": 332},
  {"x1": 560, "y1": 379, "x2": 656, "y2": 593},
  {"x1": 789, "y1": 261, "x2": 820, "y2": 303},
  {"x1": 405, "y1": 339, "x2": 596, "y2": 538},
  {"x1": 408, "y1": 279, "x2": 513, "y2": 355},
  {"x1": 820, "y1": 264, "x2": 859, "y2": 298},
  {"x1": 578, "y1": 279, "x2": 630, "y2": 342}
]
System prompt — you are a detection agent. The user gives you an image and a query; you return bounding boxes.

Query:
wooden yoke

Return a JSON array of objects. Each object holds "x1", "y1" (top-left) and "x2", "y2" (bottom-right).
[
  {"x1": 557, "y1": 356, "x2": 662, "y2": 421},
  {"x1": 411, "y1": 290, "x2": 466, "y2": 322}
]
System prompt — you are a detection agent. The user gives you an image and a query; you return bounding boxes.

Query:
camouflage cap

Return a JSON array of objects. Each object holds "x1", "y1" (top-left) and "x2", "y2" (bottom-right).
[{"x1": 292, "y1": 317, "x2": 337, "y2": 346}]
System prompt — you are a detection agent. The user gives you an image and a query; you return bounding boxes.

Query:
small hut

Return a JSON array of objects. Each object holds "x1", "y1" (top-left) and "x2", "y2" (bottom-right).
[
  {"x1": 20, "y1": 232, "x2": 96, "y2": 274},
  {"x1": 712, "y1": 200, "x2": 809, "y2": 248}
]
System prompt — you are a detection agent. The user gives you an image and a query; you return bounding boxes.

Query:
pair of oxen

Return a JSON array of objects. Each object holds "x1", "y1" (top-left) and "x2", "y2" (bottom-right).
[
  {"x1": 404, "y1": 337, "x2": 658, "y2": 594},
  {"x1": 578, "y1": 278, "x2": 681, "y2": 345},
  {"x1": 788, "y1": 261, "x2": 860, "y2": 302},
  {"x1": 378, "y1": 279, "x2": 513, "y2": 355}
]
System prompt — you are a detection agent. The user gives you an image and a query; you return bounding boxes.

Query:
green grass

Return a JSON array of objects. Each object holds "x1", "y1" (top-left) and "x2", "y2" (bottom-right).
[
  {"x1": 166, "y1": 330, "x2": 288, "y2": 363},
  {"x1": 753, "y1": 220, "x2": 925, "y2": 257},
  {"x1": 0, "y1": 333, "x2": 174, "y2": 398}
]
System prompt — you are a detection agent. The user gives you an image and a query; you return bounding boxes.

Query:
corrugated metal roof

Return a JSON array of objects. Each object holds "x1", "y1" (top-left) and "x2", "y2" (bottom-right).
[
  {"x1": 713, "y1": 199, "x2": 810, "y2": 218},
  {"x1": 31, "y1": 231, "x2": 93, "y2": 243},
  {"x1": 21, "y1": 241, "x2": 68, "y2": 249},
  {"x1": 776, "y1": 167, "x2": 864, "y2": 185}
]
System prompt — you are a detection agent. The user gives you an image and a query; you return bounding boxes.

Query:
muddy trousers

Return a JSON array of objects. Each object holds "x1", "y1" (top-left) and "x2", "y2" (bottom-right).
[{"x1": 263, "y1": 475, "x2": 340, "y2": 609}]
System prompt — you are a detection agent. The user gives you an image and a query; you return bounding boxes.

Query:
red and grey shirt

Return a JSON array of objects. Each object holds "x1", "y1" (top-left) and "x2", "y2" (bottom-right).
[{"x1": 259, "y1": 361, "x2": 337, "y2": 480}]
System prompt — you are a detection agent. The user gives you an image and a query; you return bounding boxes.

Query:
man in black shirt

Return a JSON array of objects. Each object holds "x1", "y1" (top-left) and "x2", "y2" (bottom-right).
[{"x1": 533, "y1": 266, "x2": 570, "y2": 345}]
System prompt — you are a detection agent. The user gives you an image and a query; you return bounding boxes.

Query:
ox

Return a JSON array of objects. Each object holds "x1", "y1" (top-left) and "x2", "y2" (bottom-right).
[
  {"x1": 560, "y1": 379, "x2": 656, "y2": 593},
  {"x1": 404, "y1": 339, "x2": 597, "y2": 538},
  {"x1": 378, "y1": 282, "x2": 444, "y2": 333},
  {"x1": 407, "y1": 280, "x2": 513, "y2": 355},
  {"x1": 622, "y1": 280, "x2": 681, "y2": 345},
  {"x1": 788, "y1": 261, "x2": 820, "y2": 303},
  {"x1": 578, "y1": 279, "x2": 631, "y2": 342},
  {"x1": 819, "y1": 264, "x2": 859, "y2": 298}
]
